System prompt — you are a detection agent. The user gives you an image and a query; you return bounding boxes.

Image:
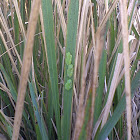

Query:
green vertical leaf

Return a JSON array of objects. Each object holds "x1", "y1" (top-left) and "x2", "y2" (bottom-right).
[
  {"x1": 61, "y1": 0, "x2": 79, "y2": 140},
  {"x1": 29, "y1": 81, "x2": 49, "y2": 140},
  {"x1": 41, "y1": 0, "x2": 61, "y2": 139}
]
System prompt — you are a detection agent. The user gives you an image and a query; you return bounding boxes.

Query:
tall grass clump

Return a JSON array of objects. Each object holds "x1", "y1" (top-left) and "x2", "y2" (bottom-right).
[{"x1": 0, "y1": 0, "x2": 140, "y2": 140}]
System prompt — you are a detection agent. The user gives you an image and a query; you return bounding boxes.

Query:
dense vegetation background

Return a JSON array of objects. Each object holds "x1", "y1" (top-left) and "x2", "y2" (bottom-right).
[{"x1": 0, "y1": 0, "x2": 140, "y2": 140}]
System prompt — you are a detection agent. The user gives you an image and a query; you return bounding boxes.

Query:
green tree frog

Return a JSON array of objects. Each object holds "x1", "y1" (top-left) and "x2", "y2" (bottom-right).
[
  {"x1": 65, "y1": 79, "x2": 72, "y2": 90},
  {"x1": 67, "y1": 64, "x2": 73, "y2": 78},
  {"x1": 66, "y1": 52, "x2": 72, "y2": 65}
]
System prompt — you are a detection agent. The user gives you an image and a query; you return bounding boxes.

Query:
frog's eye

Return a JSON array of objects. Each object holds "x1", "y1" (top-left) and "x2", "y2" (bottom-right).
[
  {"x1": 66, "y1": 52, "x2": 72, "y2": 65},
  {"x1": 65, "y1": 79, "x2": 72, "y2": 90},
  {"x1": 67, "y1": 64, "x2": 73, "y2": 78}
]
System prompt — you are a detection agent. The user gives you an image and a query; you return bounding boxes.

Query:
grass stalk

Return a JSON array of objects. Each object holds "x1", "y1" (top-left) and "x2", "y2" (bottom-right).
[{"x1": 119, "y1": 0, "x2": 131, "y2": 139}]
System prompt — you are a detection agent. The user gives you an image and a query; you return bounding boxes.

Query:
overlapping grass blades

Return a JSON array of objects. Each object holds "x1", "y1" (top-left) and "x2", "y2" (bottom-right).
[
  {"x1": 98, "y1": 70, "x2": 140, "y2": 139},
  {"x1": 0, "y1": 64, "x2": 17, "y2": 102},
  {"x1": 0, "y1": 0, "x2": 139, "y2": 139},
  {"x1": 0, "y1": 63, "x2": 33, "y2": 133}
]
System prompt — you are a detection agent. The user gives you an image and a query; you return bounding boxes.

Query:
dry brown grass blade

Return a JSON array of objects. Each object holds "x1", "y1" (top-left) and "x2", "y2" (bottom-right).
[
  {"x1": 101, "y1": 53, "x2": 123, "y2": 128},
  {"x1": 12, "y1": 0, "x2": 41, "y2": 139},
  {"x1": 74, "y1": 0, "x2": 89, "y2": 82},
  {"x1": 98, "y1": 0, "x2": 119, "y2": 31},
  {"x1": 119, "y1": 0, "x2": 131, "y2": 140},
  {"x1": 73, "y1": 44, "x2": 86, "y2": 139},
  {"x1": 56, "y1": 0, "x2": 67, "y2": 41},
  {"x1": 87, "y1": 28, "x2": 103, "y2": 139},
  {"x1": 73, "y1": 0, "x2": 89, "y2": 139}
]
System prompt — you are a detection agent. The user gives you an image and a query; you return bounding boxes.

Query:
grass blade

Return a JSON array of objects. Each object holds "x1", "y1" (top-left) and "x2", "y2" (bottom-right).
[
  {"x1": 61, "y1": 0, "x2": 79, "y2": 139},
  {"x1": 0, "y1": 110, "x2": 13, "y2": 139},
  {"x1": 41, "y1": 0, "x2": 61, "y2": 139},
  {"x1": 29, "y1": 81, "x2": 49, "y2": 140},
  {"x1": 0, "y1": 64, "x2": 17, "y2": 102}
]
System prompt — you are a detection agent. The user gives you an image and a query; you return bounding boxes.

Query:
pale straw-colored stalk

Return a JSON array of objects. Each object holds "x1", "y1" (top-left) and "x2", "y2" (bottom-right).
[{"x1": 119, "y1": 0, "x2": 131, "y2": 139}]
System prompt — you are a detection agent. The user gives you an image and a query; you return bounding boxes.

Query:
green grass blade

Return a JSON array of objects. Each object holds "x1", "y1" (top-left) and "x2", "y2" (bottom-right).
[
  {"x1": 98, "y1": 70, "x2": 140, "y2": 140},
  {"x1": 61, "y1": 0, "x2": 79, "y2": 139},
  {"x1": 131, "y1": 25, "x2": 139, "y2": 40},
  {"x1": 0, "y1": 64, "x2": 17, "y2": 102},
  {"x1": 0, "y1": 38, "x2": 17, "y2": 89},
  {"x1": 0, "y1": 89, "x2": 13, "y2": 112},
  {"x1": 47, "y1": 82, "x2": 54, "y2": 138},
  {"x1": 29, "y1": 81, "x2": 49, "y2": 140},
  {"x1": 41, "y1": 0, "x2": 61, "y2": 139},
  {"x1": 0, "y1": 110, "x2": 13, "y2": 139}
]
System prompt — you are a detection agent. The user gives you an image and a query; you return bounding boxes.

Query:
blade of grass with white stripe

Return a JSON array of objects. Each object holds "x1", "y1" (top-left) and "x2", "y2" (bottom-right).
[
  {"x1": 61, "y1": 0, "x2": 79, "y2": 140},
  {"x1": 41, "y1": 0, "x2": 61, "y2": 139}
]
